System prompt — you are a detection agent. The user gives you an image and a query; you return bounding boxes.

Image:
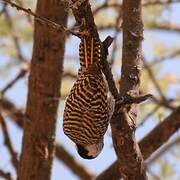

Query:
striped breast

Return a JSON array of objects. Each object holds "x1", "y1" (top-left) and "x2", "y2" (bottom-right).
[{"x1": 63, "y1": 70, "x2": 109, "y2": 146}]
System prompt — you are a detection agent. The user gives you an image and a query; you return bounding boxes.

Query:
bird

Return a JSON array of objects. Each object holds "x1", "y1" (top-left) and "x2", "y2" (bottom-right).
[{"x1": 63, "y1": 37, "x2": 114, "y2": 159}]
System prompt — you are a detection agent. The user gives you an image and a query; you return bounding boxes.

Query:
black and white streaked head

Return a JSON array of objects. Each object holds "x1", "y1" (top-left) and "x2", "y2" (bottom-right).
[{"x1": 76, "y1": 139, "x2": 104, "y2": 159}]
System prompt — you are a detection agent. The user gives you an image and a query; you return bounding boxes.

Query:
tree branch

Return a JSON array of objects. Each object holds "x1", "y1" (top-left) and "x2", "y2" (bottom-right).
[
  {"x1": 150, "y1": 22, "x2": 180, "y2": 33},
  {"x1": 1, "y1": 97, "x2": 180, "y2": 180},
  {"x1": 17, "y1": 1, "x2": 68, "y2": 180},
  {"x1": 1, "y1": 0, "x2": 82, "y2": 37},
  {"x1": 0, "y1": 113, "x2": 18, "y2": 170},
  {"x1": 96, "y1": 106, "x2": 180, "y2": 180},
  {"x1": 0, "y1": 169, "x2": 12, "y2": 180},
  {"x1": 69, "y1": 0, "x2": 150, "y2": 179},
  {"x1": 0, "y1": 97, "x2": 25, "y2": 127},
  {"x1": 3, "y1": 6, "x2": 28, "y2": 62},
  {"x1": 109, "y1": 0, "x2": 147, "y2": 179},
  {"x1": 1, "y1": 65, "x2": 28, "y2": 95},
  {"x1": 147, "y1": 135, "x2": 180, "y2": 165},
  {"x1": 0, "y1": 97, "x2": 94, "y2": 180}
]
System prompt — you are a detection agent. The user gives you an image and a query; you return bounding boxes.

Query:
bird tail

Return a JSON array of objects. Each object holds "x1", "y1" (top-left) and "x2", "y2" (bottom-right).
[{"x1": 79, "y1": 37, "x2": 101, "y2": 69}]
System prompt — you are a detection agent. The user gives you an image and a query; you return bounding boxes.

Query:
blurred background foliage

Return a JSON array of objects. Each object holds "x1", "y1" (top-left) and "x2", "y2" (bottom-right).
[{"x1": 0, "y1": 0, "x2": 180, "y2": 179}]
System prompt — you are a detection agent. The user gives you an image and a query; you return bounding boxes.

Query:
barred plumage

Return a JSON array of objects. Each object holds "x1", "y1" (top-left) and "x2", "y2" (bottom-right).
[{"x1": 63, "y1": 37, "x2": 114, "y2": 159}]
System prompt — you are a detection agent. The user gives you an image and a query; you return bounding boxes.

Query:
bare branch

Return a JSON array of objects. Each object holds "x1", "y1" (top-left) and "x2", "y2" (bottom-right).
[
  {"x1": 150, "y1": 49, "x2": 180, "y2": 67},
  {"x1": 109, "y1": 0, "x2": 147, "y2": 179},
  {"x1": 0, "y1": 113, "x2": 18, "y2": 170},
  {"x1": 4, "y1": 7, "x2": 28, "y2": 62},
  {"x1": 1, "y1": 97, "x2": 180, "y2": 180},
  {"x1": 0, "y1": 97, "x2": 25, "y2": 128},
  {"x1": 96, "y1": 106, "x2": 180, "y2": 180},
  {"x1": 15, "y1": 0, "x2": 33, "y2": 25},
  {"x1": 63, "y1": 72, "x2": 77, "y2": 79},
  {"x1": 1, "y1": 64, "x2": 29, "y2": 95},
  {"x1": 0, "y1": 169, "x2": 12, "y2": 180},
  {"x1": 70, "y1": 1, "x2": 120, "y2": 100},
  {"x1": 1, "y1": 0, "x2": 83, "y2": 37},
  {"x1": 116, "y1": 94, "x2": 153, "y2": 105},
  {"x1": 150, "y1": 22, "x2": 180, "y2": 33},
  {"x1": 143, "y1": 0, "x2": 180, "y2": 6},
  {"x1": 138, "y1": 105, "x2": 160, "y2": 127},
  {"x1": 93, "y1": 0, "x2": 180, "y2": 16},
  {"x1": 147, "y1": 135, "x2": 180, "y2": 165},
  {"x1": 142, "y1": 57, "x2": 167, "y2": 101}
]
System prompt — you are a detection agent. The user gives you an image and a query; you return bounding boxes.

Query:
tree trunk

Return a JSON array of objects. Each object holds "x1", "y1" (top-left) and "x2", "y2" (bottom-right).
[
  {"x1": 17, "y1": 1, "x2": 67, "y2": 180},
  {"x1": 110, "y1": 0, "x2": 147, "y2": 179},
  {"x1": 96, "y1": 106, "x2": 180, "y2": 180}
]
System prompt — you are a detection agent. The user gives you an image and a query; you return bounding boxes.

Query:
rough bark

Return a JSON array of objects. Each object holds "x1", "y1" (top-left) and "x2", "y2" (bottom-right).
[
  {"x1": 110, "y1": 0, "x2": 147, "y2": 179},
  {"x1": 0, "y1": 97, "x2": 94, "y2": 180},
  {"x1": 96, "y1": 106, "x2": 180, "y2": 180},
  {"x1": 1, "y1": 98, "x2": 180, "y2": 179},
  {"x1": 17, "y1": 1, "x2": 67, "y2": 180}
]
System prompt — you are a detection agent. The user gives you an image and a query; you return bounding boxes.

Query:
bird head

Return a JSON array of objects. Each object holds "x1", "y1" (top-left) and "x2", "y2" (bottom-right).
[{"x1": 76, "y1": 140, "x2": 104, "y2": 159}]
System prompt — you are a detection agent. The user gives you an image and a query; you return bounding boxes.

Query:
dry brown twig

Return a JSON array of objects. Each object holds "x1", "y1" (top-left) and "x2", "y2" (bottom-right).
[
  {"x1": 1, "y1": 64, "x2": 29, "y2": 95},
  {"x1": 93, "y1": 0, "x2": 180, "y2": 16},
  {"x1": 0, "y1": 169, "x2": 12, "y2": 180},
  {"x1": 109, "y1": 7, "x2": 122, "y2": 66},
  {"x1": 1, "y1": 97, "x2": 180, "y2": 180},
  {"x1": 142, "y1": 57, "x2": 176, "y2": 110},
  {"x1": 96, "y1": 106, "x2": 180, "y2": 180},
  {"x1": 143, "y1": 0, "x2": 180, "y2": 6},
  {"x1": 70, "y1": 0, "x2": 149, "y2": 179},
  {"x1": 0, "y1": 113, "x2": 18, "y2": 170},
  {"x1": 143, "y1": 57, "x2": 167, "y2": 101},
  {"x1": 150, "y1": 49, "x2": 180, "y2": 67},
  {"x1": 16, "y1": 0, "x2": 33, "y2": 25},
  {"x1": 138, "y1": 105, "x2": 160, "y2": 127},
  {"x1": 1, "y1": 0, "x2": 86, "y2": 37},
  {"x1": 4, "y1": 6, "x2": 28, "y2": 62},
  {"x1": 147, "y1": 135, "x2": 180, "y2": 165}
]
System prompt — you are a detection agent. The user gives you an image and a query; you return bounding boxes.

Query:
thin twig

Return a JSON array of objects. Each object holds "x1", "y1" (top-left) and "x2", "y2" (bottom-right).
[
  {"x1": 0, "y1": 113, "x2": 18, "y2": 170},
  {"x1": 147, "y1": 135, "x2": 180, "y2": 165},
  {"x1": 116, "y1": 94, "x2": 153, "y2": 106},
  {"x1": 142, "y1": 57, "x2": 168, "y2": 102},
  {"x1": 16, "y1": 0, "x2": 33, "y2": 25},
  {"x1": 138, "y1": 105, "x2": 160, "y2": 127},
  {"x1": 93, "y1": 0, "x2": 180, "y2": 17},
  {"x1": 1, "y1": 0, "x2": 84, "y2": 37},
  {"x1": 151, "y1": 94, "x2": 176, "y2": 110},
  {"x1": 150, "y1": 49, "x2": 180, "y2": 67},
  {"x1": 109, "y1": 7, "x2": 122, "y2": 65},
  {"x1": 150, "y1": 21, "x2": 180, "y2": 32},
  {"x1": 63, "y1": 72, "x2": 77, "y2": 79},
  {"x1": 4, "y1": 7, "x2": 28, "y2": 62},
  {"x1": 102, "y1": 36, "x2": 120, "y2": 99},
  {"x1": 0, "y1": 169, "x2": 12, "y2": 180},
  {"x1": 143, "y1": 0, "x2": 180, "y2": 6},
  {"x1": 1, "y1": 65, "x2": 29, "y2": 95}
]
